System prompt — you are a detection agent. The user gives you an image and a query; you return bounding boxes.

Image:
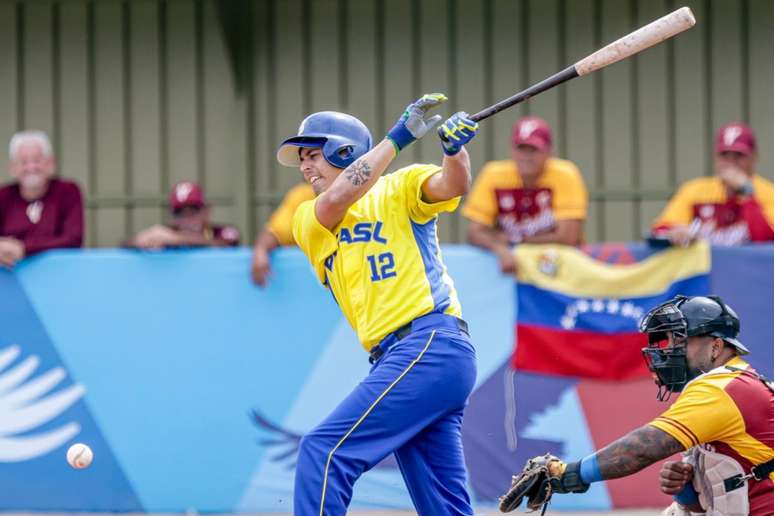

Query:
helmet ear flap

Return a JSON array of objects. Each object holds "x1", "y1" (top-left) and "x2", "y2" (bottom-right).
[{"x1": 336, "y1": 145, "x2": 355, "y2": 162}]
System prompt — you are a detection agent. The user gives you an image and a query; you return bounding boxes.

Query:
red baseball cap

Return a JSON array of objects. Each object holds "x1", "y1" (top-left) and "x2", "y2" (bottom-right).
[
  {"x1": 169, "y1": 181, "x2": 207, "y2": 211},
  {"x1": 715, "y1": 122, "x2": 756, "y2": 156},
  {"x1": 512, "y1": 116, "x2": 552, "y2": 152}
]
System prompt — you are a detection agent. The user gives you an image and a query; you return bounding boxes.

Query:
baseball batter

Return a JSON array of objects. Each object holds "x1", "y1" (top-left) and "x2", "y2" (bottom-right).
[{"x1": 277, "y1": 94, "x2": 479, "y2": 515}]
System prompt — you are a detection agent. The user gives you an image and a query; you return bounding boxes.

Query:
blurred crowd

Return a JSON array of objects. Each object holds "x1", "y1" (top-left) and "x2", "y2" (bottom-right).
[{"x1": 2, "y1": 119, "x2": 773, "y2": 279}]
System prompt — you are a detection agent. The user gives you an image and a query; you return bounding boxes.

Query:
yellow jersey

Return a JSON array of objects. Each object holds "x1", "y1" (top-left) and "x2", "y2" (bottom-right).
[
  {"x1": 292, "y1": 164, "x2": 462, "y2": 351},
  {"x1": 462, "y1": 157, "x2": 588, "y2": 243},
  {"x1": 649, "y1": 357, "x2": 774, "y2": 514},
  {"x1": 652, "y1": 175, "x2": 774, "y2": 245},
  {"x1": 266, "y1": 183, "x2": 316, "y2": 245}
]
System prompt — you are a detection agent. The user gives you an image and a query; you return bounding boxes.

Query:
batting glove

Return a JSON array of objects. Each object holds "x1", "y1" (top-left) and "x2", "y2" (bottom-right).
[
  {"x1": 439, "y1": 111, "x2": 479, "y2": 156},
  {"x1": 386, "y1": 93, "x2": 447, "y2": 152}
]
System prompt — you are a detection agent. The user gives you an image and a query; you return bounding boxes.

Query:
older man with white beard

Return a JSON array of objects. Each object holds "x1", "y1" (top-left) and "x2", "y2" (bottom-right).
[{"x1": 0, "y1": 130, "x2": 84, "y2": 268}]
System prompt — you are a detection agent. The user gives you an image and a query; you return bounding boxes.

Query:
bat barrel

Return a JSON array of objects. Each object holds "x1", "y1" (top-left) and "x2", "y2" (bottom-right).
[{"x1": 574, "y1": 6, "x2": 695, "y2": 76}]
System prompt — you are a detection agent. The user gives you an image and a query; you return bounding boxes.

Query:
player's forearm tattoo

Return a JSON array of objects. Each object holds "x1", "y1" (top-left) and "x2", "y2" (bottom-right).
[
  {"x1": 345, "y1": 158, "x2": 371, "y2": 186},
  {"x1": 596, "y1": 425, "x2": 685, "y2": 480}
]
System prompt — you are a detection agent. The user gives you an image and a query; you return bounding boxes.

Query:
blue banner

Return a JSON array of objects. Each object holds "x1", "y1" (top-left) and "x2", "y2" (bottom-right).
[{"x1": 0, "y1": 244, "x2": 772, "y2": 512}]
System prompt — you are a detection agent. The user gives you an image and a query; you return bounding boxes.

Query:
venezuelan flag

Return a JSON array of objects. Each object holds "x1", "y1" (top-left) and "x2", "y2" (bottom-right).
[{"x1": 513, "y1": 242, "x2": 710, "y2": 380}]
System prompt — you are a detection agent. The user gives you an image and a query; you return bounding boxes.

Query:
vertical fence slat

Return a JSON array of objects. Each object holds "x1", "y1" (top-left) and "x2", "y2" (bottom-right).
[
  {"x1": 0, "y1": 2, "x2": 20, "y2": 164},
  {"x1": 749, "y1": 0, "x2": 774, "y2": 178},
  {"x1": 129, "y1": 0, "x2": 163, "y2": 232},
  {"x1": 94, "y1": 0, "x2": 127, "y2": 246}
]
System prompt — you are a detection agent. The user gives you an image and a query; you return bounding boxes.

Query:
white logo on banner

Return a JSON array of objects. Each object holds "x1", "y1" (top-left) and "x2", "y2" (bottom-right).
[{"x1": 0, "y1": 345, "x2": 86, "y2": 462}]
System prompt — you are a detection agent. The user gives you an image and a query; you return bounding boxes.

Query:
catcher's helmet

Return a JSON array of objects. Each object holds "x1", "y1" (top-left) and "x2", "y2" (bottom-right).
[
  {"x1": 640, "y1": 295, "x2": 748, "y2": 399},
  {"x1": 277, "y1": 111, "x2": 373, "y2": 169},
  {"x1": 640, "y1": 295, "x2": 748, "y2": 354}
]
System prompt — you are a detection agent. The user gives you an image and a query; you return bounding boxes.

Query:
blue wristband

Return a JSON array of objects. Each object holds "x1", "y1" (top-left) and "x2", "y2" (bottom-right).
[
  {"x1": 674, "y1": 481, "x2": 699, "y2": 505},
  {"x1": 579, "y1": 454, "x2": 603, "y2": 484},
  {"x1": 386, "y1": 123, "x2": 415, "y2": 152},
  {"x1": 441, "y1": 141, "x2": 462, "y2": 156}
]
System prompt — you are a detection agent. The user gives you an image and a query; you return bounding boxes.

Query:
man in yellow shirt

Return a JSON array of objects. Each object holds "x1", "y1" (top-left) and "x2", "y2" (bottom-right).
[
  {"x1": 250, "y1": 182, "x2": 315, "y2": 286},
  {"x1": 500, "y1": 296, "x2": 774, "y2": 515},
  {"x1": 279, "y1": 95, "x2": 478, "y2": 515},
  {"x1": 463, "y1": 116, "x2": 588, "y2": 273},
  {"x1": 652, "y1": 122, "x2": 774, "y2": 246}
]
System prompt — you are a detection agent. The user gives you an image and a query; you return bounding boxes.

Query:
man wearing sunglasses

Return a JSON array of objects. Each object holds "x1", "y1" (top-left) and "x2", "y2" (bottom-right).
[{"x1": 499, "y1": 295, "x2": 774, "y2": 515}]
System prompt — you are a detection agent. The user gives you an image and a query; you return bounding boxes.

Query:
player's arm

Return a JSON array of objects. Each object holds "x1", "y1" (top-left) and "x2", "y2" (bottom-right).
[
  {"x1": 592, "y1": 424, "x2": 685, "y2": 480},
  {"x1": 166, "y1": 229, "x2": 234, "y2": 248},
  {"x1": 251, "y1": 230, "x2": 280, "y2": 286},
  {"x1": 499, "y1": 425, "x2": 685, "y2": 513},
  {"x1": 521, "y1": 219, "x2": 583, "y2": 245},
  {"x1": 315, "y1": 140, "x2": 397, "y2": 230},
  {"x1": 315, "y1": 94, "x2": 447, "y2": 230},
  {"x1": 422, "y1": 112, "x2": 479, "y2": 203},
  {"x1": 467, "y1": 222, "x2": 516, "y2": 274}
]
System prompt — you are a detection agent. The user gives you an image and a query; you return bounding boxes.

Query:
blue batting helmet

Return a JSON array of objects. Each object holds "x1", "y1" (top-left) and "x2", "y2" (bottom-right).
[{"x1": 277, "y1": 111, "x2": 373, "y2": 169}]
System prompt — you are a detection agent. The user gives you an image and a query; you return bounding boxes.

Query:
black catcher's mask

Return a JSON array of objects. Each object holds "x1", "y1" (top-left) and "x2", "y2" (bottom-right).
[{"x1": 639, "y1": 295, "x2": 746, "y2": 401}]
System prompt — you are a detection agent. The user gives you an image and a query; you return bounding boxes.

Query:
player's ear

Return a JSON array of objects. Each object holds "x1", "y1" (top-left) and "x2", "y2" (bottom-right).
[{"x1": 711, "y1": 338, "x2": 724, "y2": 360}]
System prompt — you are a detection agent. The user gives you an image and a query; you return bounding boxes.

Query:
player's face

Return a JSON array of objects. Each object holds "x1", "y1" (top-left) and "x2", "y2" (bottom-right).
[
  {"x1": 512, "y1": 144, "x2": 549, "y2": 182},
  {"x1": 683, "y1": 335, "x2": 719, "y2": 378},
  {"x1": 173, "y1": 205, "x2": 209, "y2": 232},
  {"x1": 10, "y1": 141, "x2": 55, "y2": 190},
  {"x1": 299, "y1": 147, "x2": 341, "y2": 195},
  {"x1": 715, "y1": 150, "x2": 756, "y2": 175}
]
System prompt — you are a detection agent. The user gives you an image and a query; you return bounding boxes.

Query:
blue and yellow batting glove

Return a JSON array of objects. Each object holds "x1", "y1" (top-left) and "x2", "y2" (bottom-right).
[
  {"x1": 439, "y1": 111, "x2": 479, "y2": 156},
  {"x1": 386, "y1": 93, "x2": 447, "y2": 153}
]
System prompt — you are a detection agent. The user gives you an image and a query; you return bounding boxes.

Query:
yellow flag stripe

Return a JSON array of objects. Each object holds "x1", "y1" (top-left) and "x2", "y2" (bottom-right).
[{"x1": 514, "y1": 241, "x2": 710, "y2": 298}]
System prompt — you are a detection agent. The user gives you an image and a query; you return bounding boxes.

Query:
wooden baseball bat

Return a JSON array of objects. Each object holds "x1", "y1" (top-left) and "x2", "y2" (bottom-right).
[{"x1": 441, "y1": 6, "x2": 695, "y2": 134}]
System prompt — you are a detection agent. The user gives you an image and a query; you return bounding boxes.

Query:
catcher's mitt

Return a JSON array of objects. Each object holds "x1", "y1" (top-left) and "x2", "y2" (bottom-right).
[{"x1": 499, "y1": 454, "x2": 566, "y2": 513}]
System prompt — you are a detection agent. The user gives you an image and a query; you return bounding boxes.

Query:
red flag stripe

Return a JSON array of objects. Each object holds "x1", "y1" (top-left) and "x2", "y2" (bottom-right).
[{"x1": 513, "y1": 324, "x2": 651, "y2": 380}]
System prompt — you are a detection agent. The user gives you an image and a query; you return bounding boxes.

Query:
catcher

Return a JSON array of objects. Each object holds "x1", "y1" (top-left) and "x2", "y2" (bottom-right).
[{"x1": 500, "y1": 295, "x2": 774, "y2": 515}]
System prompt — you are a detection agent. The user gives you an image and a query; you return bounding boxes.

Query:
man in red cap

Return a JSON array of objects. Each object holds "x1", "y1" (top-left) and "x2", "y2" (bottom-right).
[
  {"x1": 652, "y1": 122, "x2": 774, "y2": 246},
  {"x1": 125, "y1": 181, "x2": 240, "y2": 249},
  {"x1": 462, "y1": 116, "x2": 588, "y2": 273}
]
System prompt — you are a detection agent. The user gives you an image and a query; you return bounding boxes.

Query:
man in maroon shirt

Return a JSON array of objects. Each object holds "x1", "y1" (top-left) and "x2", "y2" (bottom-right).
[
  {"x1": 125, "y1": 181, "x2": 240, "y2": 249},
  {"x1": 0, "y1": 130, "x2": 84, "y2": 268}
]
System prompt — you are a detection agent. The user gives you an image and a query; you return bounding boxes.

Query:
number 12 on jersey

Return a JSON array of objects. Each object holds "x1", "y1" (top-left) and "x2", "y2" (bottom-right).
[{"x1": 367, "y1": 252, "x2": 397, "y2": 281}]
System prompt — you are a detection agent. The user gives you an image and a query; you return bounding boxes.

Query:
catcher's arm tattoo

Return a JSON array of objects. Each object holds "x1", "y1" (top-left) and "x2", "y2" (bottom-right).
[{"x1": 595, "y1": 425, "x2": 685, "y2": 480}]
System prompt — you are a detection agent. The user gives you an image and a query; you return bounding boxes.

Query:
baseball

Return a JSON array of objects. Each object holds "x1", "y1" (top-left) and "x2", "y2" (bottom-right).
[{"x1": 66, "y1": 443, "x2": 93, "y2": 469}]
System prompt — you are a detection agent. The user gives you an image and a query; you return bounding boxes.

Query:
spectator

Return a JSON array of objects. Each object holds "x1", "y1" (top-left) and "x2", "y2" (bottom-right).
[
  {"x1": 652, "y1": 122, "x2": 774, "y2": 246},
  {"x1": 251, "y1": 182, "x2": 314, "y2": 286},
  {"x1": 125, "y1": 181, "x2": 240, "y2": 249},
  {"x1": 0, "y1": 130, "x2": 83, "y2": 268},
  {"x1": 462, "y1": 116, "x2": 588, "y2": 273}
]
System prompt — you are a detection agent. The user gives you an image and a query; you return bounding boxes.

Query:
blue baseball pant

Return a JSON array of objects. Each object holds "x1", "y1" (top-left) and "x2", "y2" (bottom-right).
[{"x1": 294, "y1": 313, "x2": 477, "y2": 515}]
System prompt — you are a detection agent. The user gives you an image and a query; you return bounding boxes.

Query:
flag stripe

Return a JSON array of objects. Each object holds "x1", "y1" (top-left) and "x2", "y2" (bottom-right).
[
  {"x1": 517, "y1": 275, "x2": 709, "y2": 333},
  {"x1": 515, "y1": 241, "x2": 710, "y2": 298},
  {"x1": 513, "y1": 324, "x2": 650, "y2": 380}
]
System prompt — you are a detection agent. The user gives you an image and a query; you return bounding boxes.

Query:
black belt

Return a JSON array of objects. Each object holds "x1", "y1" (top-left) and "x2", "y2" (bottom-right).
[{"x1": 368, "y1": 313, "x2": 468, "y2": 364}]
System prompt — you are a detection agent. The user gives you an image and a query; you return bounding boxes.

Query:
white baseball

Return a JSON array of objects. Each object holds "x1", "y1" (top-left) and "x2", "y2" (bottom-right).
[{"x1": 66, "y1": 443, "x2": 93, "y2": 469}]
